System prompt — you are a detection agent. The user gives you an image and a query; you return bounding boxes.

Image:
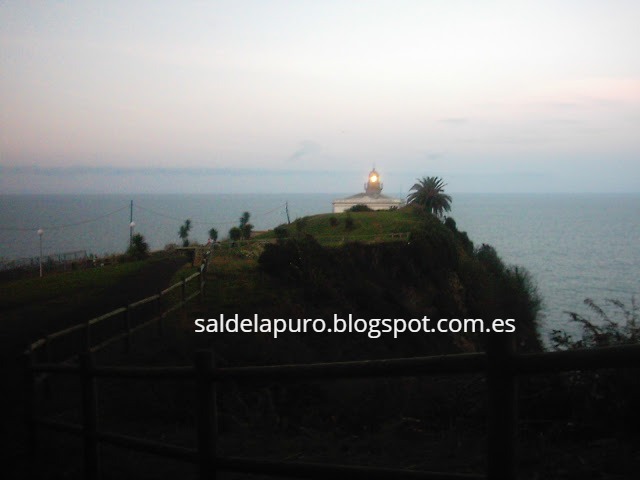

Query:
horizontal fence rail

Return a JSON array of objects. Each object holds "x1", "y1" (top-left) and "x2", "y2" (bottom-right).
[
  {"x1": 26, "y1": 248, "x2": 211, "y2": 367},
  {"x1": 25, "y1": 329, "x2": 640, "y2": 480}
]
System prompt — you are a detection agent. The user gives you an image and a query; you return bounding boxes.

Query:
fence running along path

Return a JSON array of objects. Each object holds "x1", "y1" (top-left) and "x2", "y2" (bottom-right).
[
  {"x1": 23, "y1": 248, "x2": 640, "y2": 479},
  {"x1": 25, "y1": 247, "x2": 211, "y2": 381},
  {"x1": 1, "y1": 249, "x2": 88, "y2": 272}
]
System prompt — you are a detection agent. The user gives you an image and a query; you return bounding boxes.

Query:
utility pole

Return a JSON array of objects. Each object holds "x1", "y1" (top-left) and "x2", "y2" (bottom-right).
[
  {"x1": 38, "y1": 228, "x2": 44, "y2": 278},
  {"x1": 129, "y1": 200, "x2": 134, "y2": 248},
  {"x1": 285, "y1": 201, "x2": 291, "y2": 224}
]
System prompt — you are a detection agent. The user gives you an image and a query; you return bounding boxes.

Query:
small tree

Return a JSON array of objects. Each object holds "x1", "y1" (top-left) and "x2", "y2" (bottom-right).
[
  {"x1": 178, "y1": 219, "x2": 192, "y2": 247},
  {"x1": 239, "y1": 211, "x2": 253, "y2": 239},
  {"x1": 208, "y1": 227, "x2": 218, "y2": 242},
  {"x1": 228, "y1": 226, "x2": 242, "y2": 242},
  {"x1": 127, "y1": 233, "x2": 149, "y2": 260}
]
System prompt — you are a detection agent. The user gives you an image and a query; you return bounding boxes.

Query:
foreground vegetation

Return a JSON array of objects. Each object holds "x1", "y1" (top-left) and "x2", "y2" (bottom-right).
[{"x1": 0, "y1": 258, "x2": 157, "y2": 313}]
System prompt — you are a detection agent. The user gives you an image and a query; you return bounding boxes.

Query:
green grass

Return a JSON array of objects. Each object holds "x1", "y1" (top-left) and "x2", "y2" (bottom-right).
[
  {"x1": 0, "y1": 258, "x2": 159, "y2": 312},
  {"x1": 255, "y1": 207, "x2": 424, "y2": 243},
  {"x1": 204, "y1": 251, "x2": 276, "y2": 312}
]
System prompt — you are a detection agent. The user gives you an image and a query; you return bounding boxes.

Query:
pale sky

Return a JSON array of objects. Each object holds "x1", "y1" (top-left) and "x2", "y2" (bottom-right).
[{"x1": 1, "y1": 0, "x2": 639, "y2": 194}]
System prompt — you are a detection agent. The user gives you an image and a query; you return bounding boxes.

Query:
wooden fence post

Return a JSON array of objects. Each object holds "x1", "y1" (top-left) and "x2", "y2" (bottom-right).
[
  {"x1": 195, "y1": 350, "x2": 217, "y2": 480},
  {"x1": 23, "y1": 347, "x2": 37, "y2": 458},
  {"x1": 181, "y1": 276, "x2": 187, "y2": 321},
  {"x1": 124, "y1": 306, "x2": 131, "y2": 353},
  {"x1": 80, "y1": 352, "x2": 100, "y2": 480},
  {"x1": 487, "y1": 332, "x2": 517, "y2": 480},
  {"x1": 83, "y1": 320, "x2": 91, "y2": 352},
  {"x1": 43, "y1": 335, "x2": 53, "y2": 399},
  {"x1": 199, "y1": 271, "x2": 205, "y2": 304},
  {"x1": 156, "y1": 292, "x2": 163, "y2": 337}
]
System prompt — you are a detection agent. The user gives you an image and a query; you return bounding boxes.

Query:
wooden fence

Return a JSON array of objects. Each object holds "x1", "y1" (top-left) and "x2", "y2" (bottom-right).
[
  {"x1": 1, "y1": 249, "x2": 88, "y2": 273},
  {"x1": 25, "y1": 248, "x2": 211, "y2": 378},
  {"x1": 24, "y1": 312, "x2": 640, "y2": 480}
]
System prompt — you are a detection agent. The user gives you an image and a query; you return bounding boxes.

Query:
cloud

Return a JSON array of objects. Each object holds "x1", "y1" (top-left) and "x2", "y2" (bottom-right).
[{"x1": 288, "y1": 140, "x2": 322, "y2": 162}]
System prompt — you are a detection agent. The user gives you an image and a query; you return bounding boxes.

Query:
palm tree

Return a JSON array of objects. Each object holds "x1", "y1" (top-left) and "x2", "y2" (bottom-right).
[
  {"x1": 406, "y1": 176, "x2": 452, "y2": 219},
  {"x1": 179, "y1": 219, "x2": 192, "y2": 247}
]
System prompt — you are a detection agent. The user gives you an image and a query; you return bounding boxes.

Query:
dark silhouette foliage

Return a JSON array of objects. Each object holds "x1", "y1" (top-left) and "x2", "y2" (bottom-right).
[
  {"x1": 274, "y1": 225, "x2": 289, "y2": 239},
  {"x1": 228, "y1": 226, "x2": 242, "y2": 242},
  {"x1": 549, "y1": 297, "x2": 640, "y2": 435},
  {"x1": 178, "y1": 219, "x2": 192, "y2": 247},
  {"x1": 127, "y1": 233, "x2": 149, "y2": 260},
  {"x1": 347, "y1": 204, "x2": 373, "y2": 212},
  {"x1": 258, "y1": 215, "x2": 543, "y2": 355},
  {"x1": 239, "y1": 211, "x2": 254, "y2": 239},
  {"x1": 444, "y1": 217, "x2": 474, "y2": 254}
]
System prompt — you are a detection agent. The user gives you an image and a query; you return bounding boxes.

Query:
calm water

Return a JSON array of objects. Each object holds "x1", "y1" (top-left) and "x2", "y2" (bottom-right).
[{"x1": 1, "y1": 193, "x2": 638, "y2": 337}]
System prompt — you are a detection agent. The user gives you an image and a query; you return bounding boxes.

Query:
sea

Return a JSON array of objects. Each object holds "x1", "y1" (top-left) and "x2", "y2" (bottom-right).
[{"x1": 1, "y1": 193, "x2": 638, "y2": 340}]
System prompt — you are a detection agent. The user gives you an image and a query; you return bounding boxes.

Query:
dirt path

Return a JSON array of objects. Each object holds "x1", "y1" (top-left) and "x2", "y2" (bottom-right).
[{"x1": 0, "y1": 254, "x2": 188, "y2": 476}]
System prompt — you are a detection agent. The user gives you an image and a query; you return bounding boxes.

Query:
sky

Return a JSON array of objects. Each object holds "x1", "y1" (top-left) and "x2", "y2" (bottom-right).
[{"x1": 1, "y1": 0, "x2": 639, "y2": 194}]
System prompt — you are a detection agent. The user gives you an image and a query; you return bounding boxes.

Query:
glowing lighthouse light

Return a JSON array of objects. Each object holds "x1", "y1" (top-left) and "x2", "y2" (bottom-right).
[{"x1": 332, "y1": 167, "x2": 402, "y2": 212}]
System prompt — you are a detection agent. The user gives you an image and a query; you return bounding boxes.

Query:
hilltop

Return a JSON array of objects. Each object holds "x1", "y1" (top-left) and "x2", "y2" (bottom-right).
[
  {"x1": 256, "y1": 208, "x2": 424, "y2": 243},
  {"x1": 198, "y1": 205, "x2": 543, "y2": 366}
]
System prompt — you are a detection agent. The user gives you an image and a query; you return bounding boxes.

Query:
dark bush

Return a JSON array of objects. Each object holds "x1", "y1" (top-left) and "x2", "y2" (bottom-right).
[
  {"x1": 127, "y1": 233, "x2": 149, "y2": 260},
  {"x1": 274, "y1": 225, "x2": 289, "y2": 239},
  {"x1": 347, "y1": 204, "x2": 373, "y2": 212}
]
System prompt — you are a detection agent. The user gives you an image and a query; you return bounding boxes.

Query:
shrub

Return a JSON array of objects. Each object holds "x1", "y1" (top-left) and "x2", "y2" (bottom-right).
[
  {"x1": 228, "y1": 227, "x2": 242, "y2": 242},
  {"x1": 127, "y1": 233, "x2": 149, "y2": 260},
  {"x1": 329, "y1": 216, "x2": 339, "y2": 227},
  {"x1": 274, "y1": 225, "x2": 289, "y2": 239},
  {"x1": 551, "y1": 297, "x2": 639, "y2": 349},
  {"x1": 549, "y1": 297, "x2": 640, "y2": 434},
  {"x1": 347, "y1": 204, "x2": 373, "y2": 212},
  {"x1": 444, "y1": 217, "x2": 474, "y2": 254}
]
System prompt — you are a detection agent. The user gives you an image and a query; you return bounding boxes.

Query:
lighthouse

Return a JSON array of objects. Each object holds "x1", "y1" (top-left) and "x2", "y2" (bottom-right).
[{"x1": 332, "y1": 168, "x2": 403, "y2": 213}]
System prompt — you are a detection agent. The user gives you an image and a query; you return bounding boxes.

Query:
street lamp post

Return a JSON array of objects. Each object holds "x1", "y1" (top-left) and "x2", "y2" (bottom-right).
[
  {"x1": 129, "y1": 221, "x2": 136, "y2": 248},
  {"x1": 37, "y1": 228, "x2": 44, "y2": 278}
]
